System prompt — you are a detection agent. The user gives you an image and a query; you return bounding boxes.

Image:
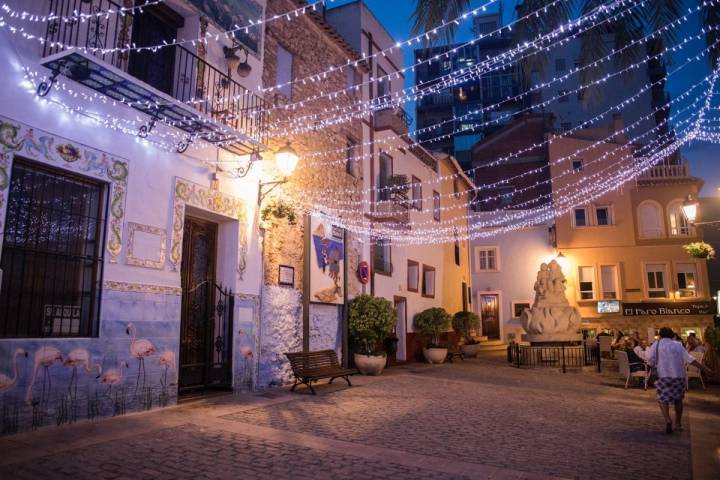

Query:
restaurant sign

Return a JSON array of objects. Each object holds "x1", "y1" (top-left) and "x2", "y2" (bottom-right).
[{"x1": 622, "y1": 302, "x2": 715, "y2": 316}]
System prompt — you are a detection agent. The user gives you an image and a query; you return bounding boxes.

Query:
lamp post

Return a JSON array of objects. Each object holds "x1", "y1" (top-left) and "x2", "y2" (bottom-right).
[
  {"x1": 681, "y1": 195, "x2": 720, "y2": 226},
  {"x1": 257, "y1": 142, "x2": 299, "y2": 205}
]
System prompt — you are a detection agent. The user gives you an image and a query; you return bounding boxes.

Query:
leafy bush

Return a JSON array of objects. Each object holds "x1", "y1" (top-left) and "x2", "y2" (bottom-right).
[
  {"x1": 348, "y1": 294, "x2": 396, "y2": 355},
  {"x1": 261, "y1": 198, "x2": 297, "y2": 225},
  {"x1": 703, "y1": 326, "x2": 720, "y2": 383},
  {"x1": 414, "y1": 307, "x2": 451, "y2": 348},
  {"x1": 452, "y1": 311, "x2": 481, "y2": 345},
  {"x1": 683, "y1": 241, "x2": 715, "y2": 260}
]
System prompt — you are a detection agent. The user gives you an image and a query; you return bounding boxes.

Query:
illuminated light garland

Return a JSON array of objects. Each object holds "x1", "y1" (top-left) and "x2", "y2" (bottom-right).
[
  {"x1": 1, "y1": 1, "x2": 165, "y2": 23},
  {"x1": 292, "y1": 97, "x2": 706, "y2": 230},
  {"x1": 261, "y1": 0, "x2": 640, "y2": 125},
  {"x1": 0, "y1": 1, "x2": 335, "y2": 55}
]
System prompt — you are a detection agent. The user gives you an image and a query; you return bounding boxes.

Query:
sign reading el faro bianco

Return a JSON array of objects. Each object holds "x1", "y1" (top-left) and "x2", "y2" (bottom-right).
[{"x1": 622, "y1": 302, "x2": 715, "y2": 316}]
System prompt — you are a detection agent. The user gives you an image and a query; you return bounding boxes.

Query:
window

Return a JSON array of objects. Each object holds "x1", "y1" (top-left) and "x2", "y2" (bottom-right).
[
  {"x1": 574, "y1": 207, "x2": 588, "y2": 227},
  {"x1": 376, "y1": 66, "x2": 390, "y2": 100},
  {"x1": 462, "y1": 282, "x2": 468, "y2": 311},
  {"x1": 577, "y1": 89, "x2": 585, "y2": 101},
  {"x1": 407, "y1": 260, "x2": 419, "y2": 292},
  {"x1": 476, "y1": 247, "x2": 498, "y2": 272},
  {"x1": 645, "y1": 263, "x2": 668, "y2": 298},
  {"x1": 498, "y1": 186, "x2": 514, "y2": 207},
  {"x1": 345, "y1": 65, "x2": 356, "y2": 90},
  {"x1": 637, "y1": 201, "x2": 665, "y2": 238},
  {"x1": 559, "y1": 90, "x2": 570, "y2": 103},
  {"x1": 555, "y1": 58, "x2": 566, "y2": 72},
  {"x1": 345, "y1": 138, "x2": 358, "y2": 177},
  {"x1": 560, "y1": 122, "x2": 572, "y2": 131},
  {"x1": 373, "y1": 238, "x2": 392, "y2": 274},
  {"x1": 454, "y1": 237, "x2": 460, "y2": 266},
  {"x1": 276, "y1": 45, "x2": 293, "y2": 99},
  {"x1": 676, "y1": 263, "x2": 698, "y2": 298},
  {"x1": 422, "y1": 265, "x2": 436, "y2": 298},
  {"x1": 572, "y1": 160, "x2": 584, "y2": 172},
  {"x1": 512, "y1": 302, "x2": 531, "y2": 318},
  {"x1": 578, "y1": 266, "x2": 596, "y2": 300},
  {"x1": 668, "y1": 200, "x2": 690, "y2": 236},
  {"x1": 378, "y1": 153, "x2": 393, "y2": 201},
  {"x1": 0, "y1": 160, "x2": 107, "y2": 337},
  {"x1": 411, "y1": 175, "x2": 422, "y2": 210},
  {"x1": 433, "y1": 191, "x2": 441, "y2": 221},
  {"x1": 600, "y1": 265, "x2": 618, "y2": 299},
  {"x1": 595, "y1": 206, "x2": 611, "y2": 226}
]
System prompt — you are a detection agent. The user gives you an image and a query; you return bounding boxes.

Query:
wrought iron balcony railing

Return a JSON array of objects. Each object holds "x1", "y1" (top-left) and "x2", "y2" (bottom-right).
[{"x1": 41, "y1": 0, "x2": 267, "y2": 154}]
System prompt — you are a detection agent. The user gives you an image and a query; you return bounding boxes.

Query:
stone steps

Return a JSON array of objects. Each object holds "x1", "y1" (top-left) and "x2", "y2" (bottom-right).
[{"x1": 476, "y1": 339, "x2": 507, "y2": 352}]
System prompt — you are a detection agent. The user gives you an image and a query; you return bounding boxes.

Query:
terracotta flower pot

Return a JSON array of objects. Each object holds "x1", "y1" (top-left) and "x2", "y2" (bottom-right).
[
  {"x1": 354, "y1": 353, "x2": 386, "y2": 375},
  {"x1": 423, "y1": 347, "x2": 448, "y2": 364}
]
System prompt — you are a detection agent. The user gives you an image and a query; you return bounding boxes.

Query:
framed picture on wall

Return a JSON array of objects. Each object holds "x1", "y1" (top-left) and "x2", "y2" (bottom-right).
[{"x1": 279, "y1": 265, "x2": 295, "y2": 287}]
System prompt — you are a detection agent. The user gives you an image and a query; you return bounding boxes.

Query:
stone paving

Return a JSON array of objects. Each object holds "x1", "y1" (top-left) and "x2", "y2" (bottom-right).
[{"x1": 0, "y1": 354, "x2": 717, "y2": 480}]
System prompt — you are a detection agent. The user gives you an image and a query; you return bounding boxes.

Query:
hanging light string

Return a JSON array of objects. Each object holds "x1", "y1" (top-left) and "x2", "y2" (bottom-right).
[
  {"x1": 293, "y1": 36, "x2": 716, "y2": 200},
  {"x1": 1, "y1": 1, "x2": 165, "y2": 23},
  {"x1": 258, "y1": 0, "x2": 639, "y2": 126},
  {"x1": 0, "y1": 0, "x2": 335, "y2": 54},
  {"x1": 313, "y1": 128, "x2": 694, "y2": 245},
  {"x1": 289, "y1": 94, "x2": 706, "y2": 231},
  {"x1": 264, "y1": 0, "x2": 651, "y2": 130}
]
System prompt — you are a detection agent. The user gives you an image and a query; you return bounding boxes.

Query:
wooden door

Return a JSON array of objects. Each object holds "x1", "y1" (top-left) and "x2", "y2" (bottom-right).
[{"x1": 480, "y1": 294, "x2": 500, "y2": 340}]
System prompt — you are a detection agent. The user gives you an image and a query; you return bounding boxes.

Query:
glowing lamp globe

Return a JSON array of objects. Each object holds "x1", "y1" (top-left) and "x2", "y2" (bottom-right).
[
  {"x1": 275, "y1": 142, "x2": 299, "y2": 177},
  {"x1": 555, "y1": 252, "x2": 569, "y2": 271},
  {"x1": 681, "y1": 196, "x2": 698, "y2": 224}
]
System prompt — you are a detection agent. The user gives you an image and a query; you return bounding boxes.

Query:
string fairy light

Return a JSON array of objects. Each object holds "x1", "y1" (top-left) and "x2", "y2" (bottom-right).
[{"x1": 1, "y1": 1, "x2": 165, "y2": 23}]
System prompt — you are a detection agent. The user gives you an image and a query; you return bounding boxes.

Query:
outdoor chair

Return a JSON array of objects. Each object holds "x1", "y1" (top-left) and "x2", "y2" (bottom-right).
[
  {"x1": 616, "y1": 351, "x2": 647, "y2": 389},
  {"x1": 599, "y1": 336, "x2": 613, "y2": 359},
  {"x1": 686, "y1": 351, "x2": 705, "y2": 390}
]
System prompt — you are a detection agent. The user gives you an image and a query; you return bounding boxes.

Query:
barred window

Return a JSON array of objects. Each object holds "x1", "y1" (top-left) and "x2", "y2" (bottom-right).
[{"x1": 0, "y1": 159, "x2": 107, "y2": 337}]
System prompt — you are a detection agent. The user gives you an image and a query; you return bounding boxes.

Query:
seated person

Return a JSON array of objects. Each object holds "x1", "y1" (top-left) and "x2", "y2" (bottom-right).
[
  {"x1": 625, "y1": 339, "x2": 646, "y2": 372},
  {"x1": 633, "y1": 339, "x2": 647, "y2": 361}
]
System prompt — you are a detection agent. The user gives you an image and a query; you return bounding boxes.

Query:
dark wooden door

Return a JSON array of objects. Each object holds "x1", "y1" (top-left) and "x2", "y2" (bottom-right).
[
  {"x1": 179, "y1": 217, "x2": 217, "y2": 392},
  {"x1": 480, "y1": 294, "x2": 500, "y2": 340}
]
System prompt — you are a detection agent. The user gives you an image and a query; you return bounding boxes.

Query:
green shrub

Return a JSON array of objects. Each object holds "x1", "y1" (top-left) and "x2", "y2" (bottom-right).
[
  {"x1": 414, "y1": 307, "x2": 451, "y2": 348},
  {"x1": 348, "y1": 294, "x2": 396, "y2": 355},
  {"x1": 452, "y1": 311, "x2": 480, "y2": 344}
]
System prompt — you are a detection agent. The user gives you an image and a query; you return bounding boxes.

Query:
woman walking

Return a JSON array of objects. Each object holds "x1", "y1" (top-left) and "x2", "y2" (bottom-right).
[{"x1": 646, "y1": 327, "x2": 712, "y2": 434}]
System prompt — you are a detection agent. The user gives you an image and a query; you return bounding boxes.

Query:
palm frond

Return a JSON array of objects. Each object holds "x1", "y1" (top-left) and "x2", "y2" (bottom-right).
[
  {"x1": 702, "y1": 0, "x2": 720, "y2": 70},
  {"x1": 643, "y1": 0, "x2": 683, "y2": 48},
  {"x1": 410, "y1": 0, "x2": 472, "y2": 45}
]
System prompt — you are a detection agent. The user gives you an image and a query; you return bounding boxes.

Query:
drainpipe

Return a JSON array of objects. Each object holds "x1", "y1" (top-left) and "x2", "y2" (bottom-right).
[{"x1": 368, "y1": 31, "x2": 376, "y2": 297}]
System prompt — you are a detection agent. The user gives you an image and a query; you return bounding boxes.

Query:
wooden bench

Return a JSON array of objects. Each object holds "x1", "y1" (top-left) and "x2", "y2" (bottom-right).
[{"x1": 285, "y1": 350, "x2": 358, "y2": 395}]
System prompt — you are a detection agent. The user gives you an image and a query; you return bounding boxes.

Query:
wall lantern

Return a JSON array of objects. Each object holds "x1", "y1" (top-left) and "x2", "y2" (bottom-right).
[
  {"x1": 223, "y1": 43, "x2": 252, "y2": 80},
  {"x1": 555, "y1": 251, "x2": 569, "y2": 271},
  {"x1": 256, "y1": 142, "x2": 300, "y2": 205}
]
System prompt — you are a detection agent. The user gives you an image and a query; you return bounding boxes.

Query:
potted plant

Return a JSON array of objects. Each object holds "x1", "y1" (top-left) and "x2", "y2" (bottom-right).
[
  {"x1": 260, "y1": 198, "x2": 297, "y2": 227},
  {"x1": 414, "y1": 307, "x2": 451, "y2": 364},
  {"x1": 452, "y1": 311, "x2": 481, "y2": 357},
  {"x1": 348, "y1": 294, "x2": 396, "y2": 375},
  {"x1": 683, "y1": 241, "x2": 716, "y2": 260}
]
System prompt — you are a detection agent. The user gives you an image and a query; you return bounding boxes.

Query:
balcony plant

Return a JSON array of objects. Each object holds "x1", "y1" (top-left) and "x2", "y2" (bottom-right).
[
  {"x1": 452, "y1": 311, "x2": 482, "y2": 357},
  {"x1": 348, "y1": 294, "x2": 396, "y2": 375},
  {"x1": 683, "y1": 241, "x2": 715, "y2": 260},
  {"x1": 414, "y1": 307, "x2": 452, "y2": 364},
  {"x1": 260, "y1": 199, "x2": 297, "y2": 227}
]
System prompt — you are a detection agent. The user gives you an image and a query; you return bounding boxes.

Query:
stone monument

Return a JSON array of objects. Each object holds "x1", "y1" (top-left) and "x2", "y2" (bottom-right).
[{"x1": 520, "y1": 260, "x2": 582, "y2": 344}]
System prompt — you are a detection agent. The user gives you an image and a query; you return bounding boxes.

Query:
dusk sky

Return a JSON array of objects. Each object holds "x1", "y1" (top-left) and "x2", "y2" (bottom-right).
[{"x1": 329, "y1": 0, "x2": 720, "y2": 197}]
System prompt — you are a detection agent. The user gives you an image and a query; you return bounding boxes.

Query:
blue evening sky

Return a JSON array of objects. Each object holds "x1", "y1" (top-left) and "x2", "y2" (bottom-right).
[{"x1": 328, "y1": 0, "x2": 720, "y2": 196}]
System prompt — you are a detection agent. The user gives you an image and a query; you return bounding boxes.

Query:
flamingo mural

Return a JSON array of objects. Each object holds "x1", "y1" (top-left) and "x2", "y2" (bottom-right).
[
  {"x1": 158, "y1": 351, "x2": 177, "y2": 388},
  {"x1": 0, "y1": 349, "x2": 27, "y2": 394},
  {"x1": 126, "y1": 323, "x2": 156, "y2": 391},
  {"x1": 63, "y1": 348, "x2": 101, "y2": 399},
  {"x1": 25, "y1": 346, "x2": 63, "y2": 404},
  {"x1": 97, "y1": 361, "x2": 129, "y2": 396}
]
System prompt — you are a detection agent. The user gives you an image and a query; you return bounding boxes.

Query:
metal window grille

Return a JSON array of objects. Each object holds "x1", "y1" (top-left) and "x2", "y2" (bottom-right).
[{"x1": 0, "y1": 159, "x2": 107, "y2": 338}]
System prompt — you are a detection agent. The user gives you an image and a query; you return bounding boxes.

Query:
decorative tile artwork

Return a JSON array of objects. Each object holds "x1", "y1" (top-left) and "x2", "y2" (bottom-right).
[
  {"x1": 0, "y1": 115, "x2": 129, "y2": 263},
  {"x1": 126, "y1": 222, "x2": 167, "y2": 269},
  {"x1": 170, "y1": 177, "x2": 249, "y2": 279}
]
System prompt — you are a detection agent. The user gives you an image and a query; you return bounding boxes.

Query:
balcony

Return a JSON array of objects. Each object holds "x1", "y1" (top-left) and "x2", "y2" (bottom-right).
[
  {"x1": 374, "y1": 107, "x2": 412, "y2": 135},
  {"x1": 365, "y1": 194, "x2": 410, "y2": 226},
  {"x1": 40, "y1": 0, "x2": 266, "y2": 155},
  {"x1": 637, "y1": 161, "x2": 690, "y2": 182}
]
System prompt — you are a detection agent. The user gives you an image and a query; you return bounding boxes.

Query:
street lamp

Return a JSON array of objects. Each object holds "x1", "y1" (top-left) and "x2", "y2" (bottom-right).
[
  {"x1": 555, "y1": 251, "x2": 569, "y2": 271},
  {"x1": 257, "y1": 142, "x2": 299, "y2": 205}
]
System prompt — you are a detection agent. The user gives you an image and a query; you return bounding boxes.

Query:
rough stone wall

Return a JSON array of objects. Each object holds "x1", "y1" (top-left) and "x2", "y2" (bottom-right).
[
  {"x1": 258, "y1": 286, "x2": 303, "y2": 387},
  {"x1": 262, "y1": 0, "x2": 364, "y2": 293}
]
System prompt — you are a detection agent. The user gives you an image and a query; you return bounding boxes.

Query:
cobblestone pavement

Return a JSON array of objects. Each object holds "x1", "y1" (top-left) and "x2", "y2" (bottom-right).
[{"x1": 1, "y1": 355, "x2": 716, "y2": 480}]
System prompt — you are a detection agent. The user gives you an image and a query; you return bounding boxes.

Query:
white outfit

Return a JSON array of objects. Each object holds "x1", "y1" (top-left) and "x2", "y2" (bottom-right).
[
  {"x1": 646, "y1": 339, "x2": 695, "y2": 378},
  {"x1": 633, "y1": 345, "x2": 646, "y2": 360}
]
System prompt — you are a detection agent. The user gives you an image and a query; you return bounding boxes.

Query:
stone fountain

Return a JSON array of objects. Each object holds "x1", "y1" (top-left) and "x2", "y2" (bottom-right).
[{"x1": 520, "y1": 260, "x2": 582, "y2": 344}]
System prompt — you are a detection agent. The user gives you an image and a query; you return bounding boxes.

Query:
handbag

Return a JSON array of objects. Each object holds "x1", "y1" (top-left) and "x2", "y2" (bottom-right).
[{"x1": 649, "y1": 339, "x2": 661, "y2": 379}]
